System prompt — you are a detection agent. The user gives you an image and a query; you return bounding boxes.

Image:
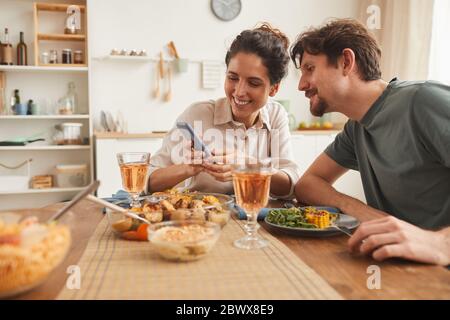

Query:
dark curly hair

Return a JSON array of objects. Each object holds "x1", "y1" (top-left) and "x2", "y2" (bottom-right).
[
  {"x1": 225, "y1": 23, "x2": 290, "y2": 85},
  {"x1": 290, "y1": 19, "x2": 382, "y2": 81}
]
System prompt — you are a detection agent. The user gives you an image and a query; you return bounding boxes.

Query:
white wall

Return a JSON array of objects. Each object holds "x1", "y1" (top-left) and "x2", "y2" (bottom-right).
[
  {"x1": 88, "y1": 0, "x2": 360, "y2": 133},
  {"x1": 429, "y1": 0, "x2": 450, "y2": 85}
]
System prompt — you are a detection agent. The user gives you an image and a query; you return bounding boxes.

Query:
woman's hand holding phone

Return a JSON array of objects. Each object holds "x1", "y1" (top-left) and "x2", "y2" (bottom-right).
[
  {"x1": 176, "y1": 121, "x2": 241, "y2": 182},
  {"x1": 202, "y1": 150, "x2": 234, "y2": 182},
  {"x1": 181, "y1": 140, "x2": 205, "y2": 177}
]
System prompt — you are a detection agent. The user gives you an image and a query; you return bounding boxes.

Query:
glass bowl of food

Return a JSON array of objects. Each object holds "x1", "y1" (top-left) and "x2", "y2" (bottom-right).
[
  {"x1": 106, "y1": 206, "x2": 161, "y2": 241},
  {"x1": 0, "y1": 213, "x2": 71, "y2": 298},
  {"x1": 106, "y1": 192, "x2": 233, "y2": 241},
  {"x1": 159, "y1": 194, "x2": 231, "y2": 227},
  {"x1": 152, "y1": 190, "x2": 234, "y2": 210},
  {"x1": 155, "y1": 192, "x2": 232, "y2": 227},
  {"x1": 148, "y1": 220, "x2": 221, "y2": 261}
]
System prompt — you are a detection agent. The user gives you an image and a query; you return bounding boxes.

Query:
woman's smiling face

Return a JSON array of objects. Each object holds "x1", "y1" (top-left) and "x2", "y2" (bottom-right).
[{"x1": 224, "y1": 52, "x2": 279, "y2": 127}]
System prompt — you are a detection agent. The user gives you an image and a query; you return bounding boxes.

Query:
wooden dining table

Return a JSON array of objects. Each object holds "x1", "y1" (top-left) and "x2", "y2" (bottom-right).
[{"x1": 5, "y1": 199, "x2": 450, "y2": 300}]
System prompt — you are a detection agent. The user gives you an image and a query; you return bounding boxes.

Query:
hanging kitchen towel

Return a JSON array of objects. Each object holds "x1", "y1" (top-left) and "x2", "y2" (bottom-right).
[{"x1": 202, "y1": 60, "x2": 223, "y2": 89}]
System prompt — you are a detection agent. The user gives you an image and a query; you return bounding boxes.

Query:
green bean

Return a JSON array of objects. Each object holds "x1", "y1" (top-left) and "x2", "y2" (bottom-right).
[{"x1": 267, "y1": 208, "x2": 318, "y2": 229}]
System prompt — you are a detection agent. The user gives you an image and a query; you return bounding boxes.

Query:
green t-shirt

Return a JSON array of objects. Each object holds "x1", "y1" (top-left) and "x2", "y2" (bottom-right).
[{"x1": 325, "y1": 79, "x2": 450, "y2": 229}]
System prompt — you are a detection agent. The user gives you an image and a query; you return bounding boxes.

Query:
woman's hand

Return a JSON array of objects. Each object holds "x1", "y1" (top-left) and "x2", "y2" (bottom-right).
[
  {"x1": 184, "y1": 163, "x2": 204, "y2": 177},
  {"x1": 348, "y1": 216, "x2": 450, "y2": 266},
  {"x1": 202, "y1": 162, "x2": 233, "y2": 182},
  {"x1": 203, "y1": 150, "x2": 236, "y2": 182},
  {"x1": 180, "y1": 140, "x2": 206, "y2": 177},
  {"x1": 202, "y1": 151, "x2": 236, "y2": 182}
]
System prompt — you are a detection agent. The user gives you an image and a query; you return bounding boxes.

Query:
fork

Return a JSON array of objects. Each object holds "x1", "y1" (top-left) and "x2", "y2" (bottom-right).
[
  {"x1": 330, "y1": 223, "x2": 354, "y2": 237},
  {"x1": 86, "y1": 194, "x2": 150, "y2": 225}
]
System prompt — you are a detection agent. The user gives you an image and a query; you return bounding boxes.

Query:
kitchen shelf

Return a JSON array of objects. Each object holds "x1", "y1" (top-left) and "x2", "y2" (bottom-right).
[
  {"x1": 0, "y1": 65, "x2": 88, "y2": 72},
  {"x1": 95, "y1": 55, "x2": 153, "y2": 62},
  {"x1": 94, "y1": 55, "x2": 206, "y2": 64},
  {"x1": 0, "y1": 1, "x2": 93, "y2": 210},
  {"x1": 95, "y1": 132, "x2": 167, "y2": 139},
  {"x1": 0, "y1": 187, "x2": 85, "y2": 195},
  {"x1": 34, "y1": 2, "x2": 88, "y2": 67},
  {"x1": 39, "y1": 63, "x2": 88, "y2": 68},
  {"x1": 37, "y1": 33, "x2": 86, "y2": 42},
  {"x1": 0, "y1": 115, "x2": 89, "y2": 119},
  {"x1": 35, "y1": 3, "x2": 86, "y2": 13},
  {"x1": 291, "y1": 130, "x2": 341, "y2": 135},
  {"x1": 0, "y1": 145, "x2": 91, "y2": 151}
]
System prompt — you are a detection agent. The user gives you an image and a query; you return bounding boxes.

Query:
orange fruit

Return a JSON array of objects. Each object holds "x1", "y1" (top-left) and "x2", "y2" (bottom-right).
[{"x1": 136, "y1": 223, "x2": 149, "y2": 241}]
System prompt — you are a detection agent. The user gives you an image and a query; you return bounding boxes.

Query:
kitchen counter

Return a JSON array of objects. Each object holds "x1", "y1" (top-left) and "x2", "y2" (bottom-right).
[
  {"x1": 94, "y1": 132, "x2": 168, "y2": 139},
  {"x1": 94, "y1": 129, "x2": 342, "y2": 140}
]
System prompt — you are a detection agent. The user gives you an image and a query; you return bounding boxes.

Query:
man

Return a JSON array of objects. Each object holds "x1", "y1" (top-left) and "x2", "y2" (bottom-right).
[{"x1": 291, "y1": 19, "x2": 450, "y2": 266}]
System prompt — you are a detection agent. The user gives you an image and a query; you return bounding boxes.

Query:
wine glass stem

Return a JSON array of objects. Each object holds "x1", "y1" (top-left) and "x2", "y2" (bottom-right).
[{"x1": 244, "y1": 210, "x2": 259, "y2": 239}]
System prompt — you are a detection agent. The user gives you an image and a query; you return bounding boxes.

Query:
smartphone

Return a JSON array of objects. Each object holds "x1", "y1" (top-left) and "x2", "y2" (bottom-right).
[{"x1": 176, "y1": 121, "x2": 212, "y2": 158}]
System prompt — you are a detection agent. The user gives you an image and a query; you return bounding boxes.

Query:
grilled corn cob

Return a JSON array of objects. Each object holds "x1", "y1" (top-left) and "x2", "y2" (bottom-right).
[{"x1": 305, "y1": 210, "x2": 331, "y2": 229}]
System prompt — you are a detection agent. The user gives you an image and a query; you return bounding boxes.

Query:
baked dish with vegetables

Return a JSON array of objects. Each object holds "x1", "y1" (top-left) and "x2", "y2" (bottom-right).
[{"x1": 107, "y1": 191, "x2": 232, "y2": 241}]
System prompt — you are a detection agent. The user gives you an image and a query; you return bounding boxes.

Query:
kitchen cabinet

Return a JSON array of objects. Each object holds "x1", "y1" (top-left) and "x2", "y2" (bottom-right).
[
  {"x1": 290, "y1": 134, "x2": 318, "y2": 175},
  {"x1": 33, "y1": 2, "x2": 88, "y2": 67},
  {"x1": 95, "y1": 131, "x2": 366, "y2": 202},
  {"x1": 291, "y1": 132, "x2": 365, "y2": 202},
  {"x1": 0, "y1": 70, "x2": 92, "y2": 210},
  {"x1": 0, "y1": 1, "x2": 92, "y2": 211}
]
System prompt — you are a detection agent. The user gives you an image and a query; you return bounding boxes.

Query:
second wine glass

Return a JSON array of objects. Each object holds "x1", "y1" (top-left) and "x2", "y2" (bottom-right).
[{"x1": 232, "y1": 159, "x2": 274, "y2": 250}]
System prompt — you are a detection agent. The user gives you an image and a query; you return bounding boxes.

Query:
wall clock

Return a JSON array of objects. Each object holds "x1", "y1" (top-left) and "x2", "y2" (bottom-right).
[{"x1": 211, "y1": 0, "x2": 242, "y2": 21}]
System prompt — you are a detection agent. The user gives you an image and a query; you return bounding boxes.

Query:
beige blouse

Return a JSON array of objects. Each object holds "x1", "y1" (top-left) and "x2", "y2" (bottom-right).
[{"x1": 149, "y1": 98, "x2": 301, "y2": 199}]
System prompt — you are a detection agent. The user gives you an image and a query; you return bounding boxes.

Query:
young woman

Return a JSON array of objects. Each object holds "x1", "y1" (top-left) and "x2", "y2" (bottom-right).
[{"x1": 148, "y1": 24, "x2": 300, "y2": 198}]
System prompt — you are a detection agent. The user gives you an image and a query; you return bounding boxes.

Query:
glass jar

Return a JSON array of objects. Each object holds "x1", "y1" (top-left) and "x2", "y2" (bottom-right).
[
  {"x1": 62, "y1": 49, "x2": 72, "y2": 64},
  {"x1": 277, "y1": 100, "x2": 297, "y2": 131},
  {"x1": 55, "y1": 164, "x2": 88, "y2": 187},
  {"x1": 49, "y1": 50, "x2": 58, "y2": 64},
  {"x1": 74, "y1": 50, "x2": 83, "y2": 64},
  {"x1": 60, "y1": 123, "x2": 83, "y2": 145},
  {"x1": 41, "y1": 52, "x2": 49, "y2": 64},
  {"x1": 57, "y1": 82, "x2": 78, "y2": 115}
]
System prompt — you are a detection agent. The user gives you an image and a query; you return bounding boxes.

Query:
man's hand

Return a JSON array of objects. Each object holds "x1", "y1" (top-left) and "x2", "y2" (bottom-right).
[{"x1": 348, "y1": 216, "x2": 450, "y2": 266}]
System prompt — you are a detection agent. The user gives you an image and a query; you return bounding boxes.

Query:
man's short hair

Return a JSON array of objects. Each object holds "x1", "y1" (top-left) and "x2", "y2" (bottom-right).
[{"x1": 290, "y1": 18, "x2": 382, "y2": 81}]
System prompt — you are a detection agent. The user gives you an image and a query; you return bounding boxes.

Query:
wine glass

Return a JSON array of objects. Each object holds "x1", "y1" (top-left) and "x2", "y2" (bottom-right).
[
  {"x1": 232, "y1": 158, "x2": 274, "y2": 249},
  {"x1": 116, "y1": 152, "x2": 150, "y2": 209}
]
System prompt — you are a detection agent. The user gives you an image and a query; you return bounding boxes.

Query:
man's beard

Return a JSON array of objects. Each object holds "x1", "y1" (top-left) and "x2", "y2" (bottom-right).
[
  {"x1": 306, "y1": 89, "x2": 329, "y2": 117},
  {"x1": 310, "y1": 98, "x2": 329, "y2": 117}
]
